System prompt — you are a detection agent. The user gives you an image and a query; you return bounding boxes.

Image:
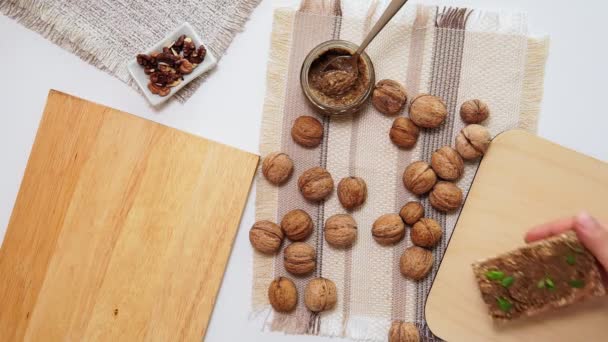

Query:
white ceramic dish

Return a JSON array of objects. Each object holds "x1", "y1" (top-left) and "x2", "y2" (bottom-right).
[{"x1": 128, "y1": 22, "x2": 217, "y2": 106}]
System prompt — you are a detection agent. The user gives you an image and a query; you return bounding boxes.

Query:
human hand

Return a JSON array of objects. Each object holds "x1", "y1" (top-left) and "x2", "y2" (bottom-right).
[{"x1": 525, "y1": 212, "x2": 608, "y2": 284}]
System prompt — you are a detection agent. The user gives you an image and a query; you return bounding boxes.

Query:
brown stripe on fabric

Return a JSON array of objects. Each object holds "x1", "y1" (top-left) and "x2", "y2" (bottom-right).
[
  {"x1": 391, "y1": 4, "x2": 431, "y2": 322},
  {"x1": 270, "y1": 8, "x2": 340, "y2": 334},
  {"x1": 416, "y1": 7, "x2": 470, "y2": 340},
  {"x1": 313, "y1": 8, "x2": 343, "y2": 336}
]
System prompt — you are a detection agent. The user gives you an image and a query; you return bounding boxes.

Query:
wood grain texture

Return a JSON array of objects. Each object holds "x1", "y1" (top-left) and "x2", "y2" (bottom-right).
[
  {"x1": 0, "y1": 90, "x2": 259, "y2": 341},
  {"x1": 426, "y1": 130, "x2": 608, "y2": 342}
]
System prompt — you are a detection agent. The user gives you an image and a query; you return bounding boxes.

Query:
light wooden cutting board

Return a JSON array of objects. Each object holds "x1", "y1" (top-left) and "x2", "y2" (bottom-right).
[
  {"x1": 426, "y1": 130, "x2": 608, "y2": 342},
  {"x1": 0, "y1": 90, "x2": 259, "y2": 341}
]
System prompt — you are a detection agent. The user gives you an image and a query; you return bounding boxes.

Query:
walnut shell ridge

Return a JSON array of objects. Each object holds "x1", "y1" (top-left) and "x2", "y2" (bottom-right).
[
  {"x1": 304, "y1": 277, "x2": 337, "y2": 312},
  {"x1": 298, "y1": 167, "x2": 334, "y2": 202},
  {"x1": 372, "y1": 214, "x2": 405, "y2": 245},
  {"x1": 409, "y1": 94, "x2": 447, "y2": 128},
  {"x1": 249, "y1": 220, "x2": 284, "y2": 254},
  {"x1": 403, "y1": 161, "x2": 437, "y2": 195},
  {"x1": 284, "y1": 242, "x2": 316, "y2": 275},
  {"x1": 268, "y1": 277, "x2": 298, "y2": 313},
  {"x1": 262, "y1": 152, "x2": 294, "y2": 185},
  {"x1": 281, "y1": 209, "x2": 314, "y2": 241},
  {"x1": 400, "y1": 246, "x2": 434, "y2": 280}
]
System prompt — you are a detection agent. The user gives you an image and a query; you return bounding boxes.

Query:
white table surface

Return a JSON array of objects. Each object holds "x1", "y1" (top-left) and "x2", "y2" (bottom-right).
[{"x1": 1, "y1": 0, "x2": 607, "y2": 341}]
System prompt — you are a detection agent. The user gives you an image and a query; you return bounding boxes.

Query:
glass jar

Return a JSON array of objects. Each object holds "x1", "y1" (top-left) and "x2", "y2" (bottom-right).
[{"x1": 300, "y1": 40, "x2": 375, "y2": 116}]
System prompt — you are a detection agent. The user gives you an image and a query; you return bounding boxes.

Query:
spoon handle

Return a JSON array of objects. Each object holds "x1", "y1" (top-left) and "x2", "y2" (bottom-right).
[{"x1": 355, "y1": 0, "x2": 408, "y2": 56}]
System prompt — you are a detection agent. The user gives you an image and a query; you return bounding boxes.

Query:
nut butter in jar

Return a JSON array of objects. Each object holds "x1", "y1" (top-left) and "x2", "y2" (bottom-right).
[{"x1": 300, "y1": 40, "x2": 375, "y2": 116}]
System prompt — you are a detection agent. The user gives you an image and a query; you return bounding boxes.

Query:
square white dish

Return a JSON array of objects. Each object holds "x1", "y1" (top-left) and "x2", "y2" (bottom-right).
[{"x1": 128, "y1": 22, "x2": 217, "y2": 106}]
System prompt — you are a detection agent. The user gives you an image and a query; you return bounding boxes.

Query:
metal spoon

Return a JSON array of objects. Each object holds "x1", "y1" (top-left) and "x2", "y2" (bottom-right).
[{"x1": 322, "y1": 0, "x2": 408, "y2": 75}]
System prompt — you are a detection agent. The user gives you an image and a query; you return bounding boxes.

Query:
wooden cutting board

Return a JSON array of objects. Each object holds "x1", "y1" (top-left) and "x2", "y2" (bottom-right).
[
  {"x1": 0, "y1": 90, "x2": 259, "y2": 341},
  {"x1": 426, "y1": 130, "x2": 608, "y2": 342}
]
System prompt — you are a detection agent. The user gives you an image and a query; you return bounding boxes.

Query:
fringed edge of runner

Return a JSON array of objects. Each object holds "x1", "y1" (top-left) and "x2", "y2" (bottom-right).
[
  {"x1": 251, "y1": 8, "x2": 295, "y2": 312},
  {"x1": 519, "y1": 36, "x2": 550, "y2": 133}
]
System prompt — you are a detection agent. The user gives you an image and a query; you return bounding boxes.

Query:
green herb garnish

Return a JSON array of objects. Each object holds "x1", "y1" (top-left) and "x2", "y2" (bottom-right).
[
  {"x1": 486, "y1": 270, "x2": 505, "y2": 281},
  {"x1": 538, "y1": 276, "x2": 556, "y2": 290},
  {"x1": 569, "y1": 279, "x2": 585, "y2": 288},
  {"x1": 566, "y1": 254, "x2": 576, "y2": 265},
  {"x1": 496, "y1": 297, "x2": 513, "y2": 312},
  {"x1": 501, "y1": 276, "x2": 515, "y2": 288}
]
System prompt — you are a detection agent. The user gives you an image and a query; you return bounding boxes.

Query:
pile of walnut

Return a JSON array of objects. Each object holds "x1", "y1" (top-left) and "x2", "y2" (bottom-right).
[
  {"x1": 136, "y1": 34, "x2": 206, "y2": 97},
  {"x1": 254, "y1": 77, "x2": 492, "y2": 342}
]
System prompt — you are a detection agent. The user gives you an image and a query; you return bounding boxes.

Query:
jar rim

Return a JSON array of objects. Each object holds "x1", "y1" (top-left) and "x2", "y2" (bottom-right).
[{"x1": 300, "y1": 40, "x2": 376, "y2": 117}]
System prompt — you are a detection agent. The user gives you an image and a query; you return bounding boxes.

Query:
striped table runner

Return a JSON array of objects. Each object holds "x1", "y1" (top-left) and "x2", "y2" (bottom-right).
[{"x1": 253, "y1": 1, "x2": 549, "y2": 340}]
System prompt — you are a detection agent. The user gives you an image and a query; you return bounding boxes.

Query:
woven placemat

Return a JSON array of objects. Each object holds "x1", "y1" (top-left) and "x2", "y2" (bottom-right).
[
  {"x1": 253, "y1": 1, "x2": 549, "y2": 341},
  {"x1": 1, "y1": 0, "x2": 261, "y2": 102}
]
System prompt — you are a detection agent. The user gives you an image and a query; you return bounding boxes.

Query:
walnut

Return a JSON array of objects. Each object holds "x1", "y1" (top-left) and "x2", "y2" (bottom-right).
[
  {"x1": 324, "y1": 214, "x2": 357, "y2": 248},
  {"x1": 147, "y1": 82, "x2": 170, "y2": 97},
  {"x1": 136, "y1": 54, "x2": 157, "y2": 69},
  {"x1": 291, "y1": 116, "x2": 324, "y2": 148},
  {"x1": 262, "y1": 152, "x2": 294, "y2": 185},
  {"x1": 389, "y1": 321, "x2": 420, "y2": 342},
  {"x1": 372, "y1": 79, "x2": 408, "y2": 115},
  {"x1": 455, "y1": 124, "x2": 491, "y2": 160},
  {"x1": 281, "y1": 209, "x2": 313, "y2": 241},
  {"x1": 268, "y1": 277, "x2": 298, "y2": 313},
  {"x1": 403, "y1": 161, "x2": 437, "y2": 195},
  {"x1": 400, "y1": 246, "x2": 433, "y2": 280},
  {"x1": 182, "y1": 38, "x2": 195, "y2": 57},
  {"x1": 177, "y1": 58, "x2": 194, "y2": 74},
  {"x1": 431, "y1": 146, "x2": 464, "y2": 181},
  {"x1": 249, "y1": 220, "x2": 284, "y2": 254},
  {"x1": 409, "y1": 94, "x2": 447, "y2": 128},
  {"x1": 337, "y1": 177, "x2": 367, "y2": 210},
  {"x1": 460, "y1": 99, "x2": 490, "y2": 124},
  {"x1": 429, "y1": 181, "x2": 463, "y2": 212},
  {"x1": 399, "y1": 201, "x2": 424, "y2": 225},
  {"x1": 372, "y1": 214, "x2": 405, "y2": 245},
  {"x1": 298, "y1": 167, "x2": 334, "y2": 202},
  {"x1": 304, "y1": 277, "x2": 337, "y2": 312},
  {"x1": 390, "y1": 117, "x2": 419, "y2": 149},
  {"x1": 188, "y1": 45, "x2": 207, "y2": 64},
  {"x1": 411, "y1": 218, "x2": 442, "y2": 248},
  {"x1": 284, "y1": 242, "x2": 316, "y2": 275}
]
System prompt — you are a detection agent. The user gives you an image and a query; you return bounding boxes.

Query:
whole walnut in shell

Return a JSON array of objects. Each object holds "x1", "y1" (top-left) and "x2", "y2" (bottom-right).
[
  {"x1": 304, "y1": 277, "x2": 337, "y2": 312},
  {"x1": 372, "y1": 79, "x2": 408, "y2": 115},
  {"x1": 460, "y1": 99, "x2": 490, "y2": 124},
  {"x1": 284, "y1": 242, "x2": 316, "y2": 275},
  {"x1": 389, "y1": 321, "x2": 420, "y2": 342},
  {"x1": 249, "y1": 220, "x2": 284, "y2": 254},
  {"x1": 372, "y1": 214, "x2": 405, "y2": 245},
  {"x1": 455, "y1": 124, "x2": 491, "y2": 160},
  {"x1": 337, "y1": 176, "x2": 367, "y2": 210},
  {"x1": 268, "y1": 277, "x2": 298, "y2": 313},
  {"x1": 429, "y1": 181, "x2": 463, "y2": 212},
  {"x1": 281, "y1": 209, "x2": 313, "y2": 241},
  {"x1": 400, "y1": 246, "x2": 434, "y2": 280},
  {"x1": 298, "y1": 167, "x2": 334, "y2": 202},
  {"x1": 291, "y1": 116, "x2": 324, "y2": 148},
  {"x1": 409, "y1": 94, "x2": 447, "y2": 128},
  {"x1": 403, "y1": 161, "x2": 437, "y2": 195},
  {"x1": 324, "y1": 214, "x2": 357, "y2": 248},
  {"x1": 411, "y1": 218, "x2": 443, "y2": 248},
  {"x1": 399, "y1": 201, "x2": 425, "y2": 225},
  {"x1": 431, "y1": 146, "x2": 464, "y2": 181},
  {"x1": 390, "y1": 117, "x2": 419, "y2": 149},
  {"x1": 262, "y1": 152, "x2": 294, "y2": 185}
]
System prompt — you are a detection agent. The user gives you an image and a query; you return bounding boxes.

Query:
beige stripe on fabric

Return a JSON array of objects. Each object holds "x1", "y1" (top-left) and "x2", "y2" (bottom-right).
[
  {"x1": 270, "y1": 10, "x2": 340, "y2": 335},
  {"x1": 338, "y1": 12, "x2": 413, "y2": 340},
  {"x1": 391, "y1": 4, "x2": 433, "y2": 324},
  {"x1": 253, "y1": 8, "x2": 295, "y2": 311}
]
